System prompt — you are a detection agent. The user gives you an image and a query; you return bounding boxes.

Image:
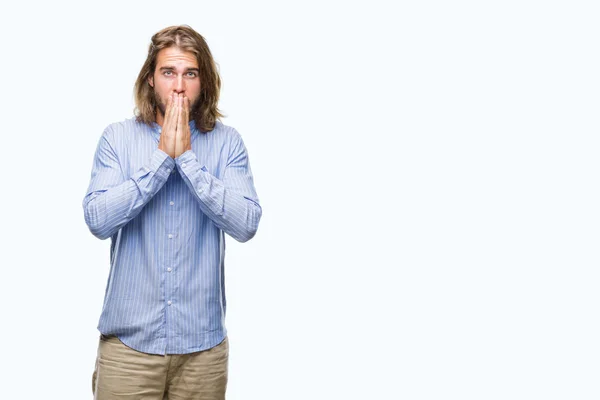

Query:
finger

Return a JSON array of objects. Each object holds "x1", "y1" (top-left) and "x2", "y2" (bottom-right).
[
  {"x1": 183, "y1": 96, "x2": 189, "y2": 125},
  {"x1": 176, "y1": 94, "x2": 183, "y2": 133},
  {"x1": 167, "y1": 93, "x2": 178, "y2": 131},
  {"x1": 163, "y1": 93, "x2": 171, "y2": 123},
  {"x1": 166, "y1": 93, "x2": 175, "y2": 117},
  {"x1": 181, "y1": 95, "x2": 189, "y2": 132},
  {"x1": 172, "y1": 93, "x2": 179, "y2": 116}
]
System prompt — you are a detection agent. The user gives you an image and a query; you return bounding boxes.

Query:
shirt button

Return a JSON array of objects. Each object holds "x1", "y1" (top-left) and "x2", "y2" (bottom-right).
[
  {"x1": 169, "y1": 201, "x2": 175, "y2": 206},
  {"x1": 167, "y1": 300, "x2": 172, "y2": 306},
  {"x1": 168, "y1": 234, "x2": 173, "y2": 239},
  {"x1": 167, "y1": 267, "x2": 172, "y2": 272},
  {"x1": 171, "y1": 169, "x2": 176, "y2": 174},
  {"x1": 182, "y1": 162, "x2": 187, "y2": 168}
]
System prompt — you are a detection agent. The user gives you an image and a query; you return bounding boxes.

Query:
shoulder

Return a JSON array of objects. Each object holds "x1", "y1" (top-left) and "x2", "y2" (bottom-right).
[
  {"x1": 210, "y1": 121, "x2": 248, "y2": 150},
  {"x1": 100, "y1": 117, "x2": 154, "y2": 149},
  {"x1": 207, "y1": 120, "x2": 240, "y2": 140},
  {"x1": 103, "y1": 117, "x2": 151, "y2": 138}
]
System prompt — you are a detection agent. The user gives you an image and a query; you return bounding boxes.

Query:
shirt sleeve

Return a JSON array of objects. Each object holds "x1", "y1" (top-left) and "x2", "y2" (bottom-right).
[
  {"x1": 82, "y1": 127, "x2": 175, "y2": 240},
  {"x1": 175, "y1": 129, "x2": 262, "y2": 243}
]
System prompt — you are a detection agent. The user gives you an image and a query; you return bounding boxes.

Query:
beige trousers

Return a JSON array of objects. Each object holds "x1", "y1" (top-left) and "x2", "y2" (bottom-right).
[{"x1": 92, "y1": 334, "x2": 228, "y2": 400}]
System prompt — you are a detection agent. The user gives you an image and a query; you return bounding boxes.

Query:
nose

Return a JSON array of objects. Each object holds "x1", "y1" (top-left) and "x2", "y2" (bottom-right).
[{"x1": 174, "y1": 75, "x2": 185, "y2": 94}]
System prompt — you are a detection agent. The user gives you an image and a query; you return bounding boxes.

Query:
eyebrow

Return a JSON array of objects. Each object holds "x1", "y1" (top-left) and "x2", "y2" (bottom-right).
[{"x1": 159, "y1": 66, "x2": 200, "y2": 73}]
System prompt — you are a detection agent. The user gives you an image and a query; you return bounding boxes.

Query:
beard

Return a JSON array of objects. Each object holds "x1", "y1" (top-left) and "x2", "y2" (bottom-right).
[{"x1": 154, "y1": 90, "x2": 201, "y2": 121}]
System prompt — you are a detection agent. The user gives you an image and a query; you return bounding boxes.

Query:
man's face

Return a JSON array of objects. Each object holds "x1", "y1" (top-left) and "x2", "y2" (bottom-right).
[{"x1": 148, "y1": 46, "x2": 202, "y2": 121}]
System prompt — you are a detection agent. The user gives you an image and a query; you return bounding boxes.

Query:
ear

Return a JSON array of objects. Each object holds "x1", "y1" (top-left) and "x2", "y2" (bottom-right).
[{"x1": 148, "y1": 75, "x2": 154, "y2": 87}]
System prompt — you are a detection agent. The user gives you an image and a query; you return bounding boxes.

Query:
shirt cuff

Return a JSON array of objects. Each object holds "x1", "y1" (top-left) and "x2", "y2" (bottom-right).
[
  {"x1": 151, "y1": 148, "x2": 176, "y2": 180},
  {"x1": 176, "y1": 150, "x2": 208, "y2": 174}
]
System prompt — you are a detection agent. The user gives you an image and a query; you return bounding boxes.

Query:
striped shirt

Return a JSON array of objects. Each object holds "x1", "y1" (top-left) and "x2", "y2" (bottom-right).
[{"x1": 82, "y1": 117, "x2": 261, "y2": 355}]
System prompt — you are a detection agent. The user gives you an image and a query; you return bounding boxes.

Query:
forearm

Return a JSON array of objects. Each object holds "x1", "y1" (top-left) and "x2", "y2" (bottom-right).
[
  {"x1": 176, "y1": 150, "x2": 262, "y2": 242},
  {"x1": 83, "y1": 149, "x2": 175, "y2": 240}
]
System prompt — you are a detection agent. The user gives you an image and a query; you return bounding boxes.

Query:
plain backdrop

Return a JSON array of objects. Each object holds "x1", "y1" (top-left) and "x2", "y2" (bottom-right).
[{"x1": 0, "y1": 1, "x2": 599, "y2": 399}]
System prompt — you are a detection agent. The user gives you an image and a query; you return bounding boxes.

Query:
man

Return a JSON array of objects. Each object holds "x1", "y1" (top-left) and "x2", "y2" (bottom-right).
[{"x1": 83, "y1": 25, "x2": 262, "y2": 399}]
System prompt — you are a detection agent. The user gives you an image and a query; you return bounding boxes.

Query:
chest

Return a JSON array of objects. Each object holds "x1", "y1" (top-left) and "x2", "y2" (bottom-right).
[{"x1": 119, "y1": 134, "x2": 228, "y2": 181}]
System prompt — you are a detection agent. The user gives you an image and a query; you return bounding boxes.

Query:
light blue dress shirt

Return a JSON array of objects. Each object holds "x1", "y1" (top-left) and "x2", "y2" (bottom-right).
[{"x1": 83, "y1": 117, "x2": 261, "y2": 355}]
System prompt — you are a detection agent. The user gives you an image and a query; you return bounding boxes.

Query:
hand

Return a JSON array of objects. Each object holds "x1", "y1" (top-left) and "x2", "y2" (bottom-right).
[
  {"x1": 175, "y1": 94, "x2": 192, "y2": 159},
  {"x1": 157, "y1": 93, "x2": 177, "y2": 158},
  {"x1": 158, "y1": 93, "x2": 192, "y2": 159}
]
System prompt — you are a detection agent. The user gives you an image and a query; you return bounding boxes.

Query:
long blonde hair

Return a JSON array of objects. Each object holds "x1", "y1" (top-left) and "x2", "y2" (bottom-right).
[{"x1": 134, "y1": 25, "x2": 224, "y2": 133}]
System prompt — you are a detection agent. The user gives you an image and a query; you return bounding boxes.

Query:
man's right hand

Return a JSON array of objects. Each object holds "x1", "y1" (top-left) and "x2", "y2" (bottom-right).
[{"x1": 158, "y1": 93, "x2": 178, "y2": 158}]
